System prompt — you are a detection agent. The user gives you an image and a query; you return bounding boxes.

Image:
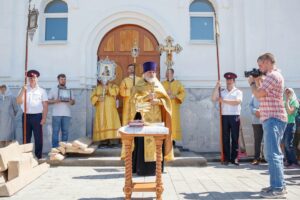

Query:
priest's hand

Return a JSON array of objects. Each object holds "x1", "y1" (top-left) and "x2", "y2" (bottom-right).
[
  {"x1": 147, "y1": 92, "x2": 156, "y2": 100},
  {"x1": 103, "y1": 84, "x2": 108, "y2": 90},
  {"x1": 98, "y1": 96, "x2": 104, "y2": 102},
  {"x1": 150, "y1": 98, "x2": 160, "y2": 105},
  {"x1": 169, "y1": 94, "x2": 175, "y2": 99},
  {"x1": 167, "y1": 90, "x2": 174, "y2": 99}
]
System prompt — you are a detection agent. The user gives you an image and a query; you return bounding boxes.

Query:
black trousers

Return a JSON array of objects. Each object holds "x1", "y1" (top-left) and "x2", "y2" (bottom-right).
[
  {"x1": 132, "y1": 137, "x2": 164, "y2": 176},
  {"x1": 252, "y1": 124, "x2": 263, "y2": 160},
  {"x1": 22, "y1": 113, "x2": 43, "y2": 159},
  {"x1": 222, "y1": 115, "x2": 240, "y2": 162}
]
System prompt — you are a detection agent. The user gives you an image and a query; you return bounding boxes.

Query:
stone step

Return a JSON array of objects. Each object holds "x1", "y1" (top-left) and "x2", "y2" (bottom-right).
[
  {"x1": 48, "y1": 157, "x2": 125, "y2": 167},
  {"x1": 46, "y1": 156, "x2": 207, "y2": 167},
  {"x1": 65, "y1": 147, "x2": 181, "y2": 157},
  {"x1": 44, "y1": 149, "x2": 207, "y2": 167},
  {"x1": 193, "y1": 152, "x2": 254, "y2": 163}
]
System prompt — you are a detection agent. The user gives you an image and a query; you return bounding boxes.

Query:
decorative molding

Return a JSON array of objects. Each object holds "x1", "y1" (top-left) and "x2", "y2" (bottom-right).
[
  {"x1": 69, "y1": 0, "x2": 79, "y2": 9},
  {"x1": 2, "y1": 74, "x2": 299, "y2": 90},
  {"x1": 79, "y1": 6, "x2": 171, "y2": 86},
  {"x1": 216, "y1": 0, "x2": 230, "y2": 9}
]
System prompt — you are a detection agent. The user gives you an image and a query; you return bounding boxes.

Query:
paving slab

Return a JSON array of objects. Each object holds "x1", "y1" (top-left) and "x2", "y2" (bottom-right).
[{"x1": 1, "y1": 163, "x2": 299, "y2": 200}]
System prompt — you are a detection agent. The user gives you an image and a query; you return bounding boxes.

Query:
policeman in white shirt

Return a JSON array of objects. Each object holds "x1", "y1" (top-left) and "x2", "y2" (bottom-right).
[
  {"x1": 212, "y1": 72, "x2": 243, "y2": 165},
  {"x1": 16, "y1": 70, "x2": 48, "y2": 159},
  {"x1": 48, "y1": 74, "x2": 75, "y2": 148}
]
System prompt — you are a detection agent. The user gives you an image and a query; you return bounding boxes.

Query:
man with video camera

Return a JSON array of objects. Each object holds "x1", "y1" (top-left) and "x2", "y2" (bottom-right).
[{"x1": 248, "y1": 53, "x2": 287, "y2": 199}]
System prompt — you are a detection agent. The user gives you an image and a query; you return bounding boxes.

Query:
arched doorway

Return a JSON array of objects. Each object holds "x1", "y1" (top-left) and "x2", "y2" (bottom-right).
[{"x1": 97, "y1": 24, "x2": 161, "y2": 122}]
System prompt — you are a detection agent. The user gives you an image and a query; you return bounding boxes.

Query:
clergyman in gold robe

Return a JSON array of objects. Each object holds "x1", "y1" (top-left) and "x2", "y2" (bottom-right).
[
  {"x1": 129, "y1": 61, "x2": 174, "y2": 176},
  {"x1": 162, "y1": 68, "x2": 185, "y2": 142},
  {"x1": 119, "y1": 63, "x2": 141, "y2": 125},
  {"x1": 90, "y1": 80, "x2": 121, "y2": 142}
]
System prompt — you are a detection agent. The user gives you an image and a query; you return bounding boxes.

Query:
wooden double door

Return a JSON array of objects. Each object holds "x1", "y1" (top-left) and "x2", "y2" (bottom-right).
[{"x1": 97, "y1": 24, "x2": 161, "y2": 122}]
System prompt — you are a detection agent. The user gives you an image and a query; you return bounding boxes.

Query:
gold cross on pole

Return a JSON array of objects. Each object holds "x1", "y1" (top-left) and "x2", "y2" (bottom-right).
[
  {"x1": 158, "y1": 36, "x2": 182, "y2": 69},
  {"x1": 131, "y1": 40, "x2": 140, "y2": 85}
]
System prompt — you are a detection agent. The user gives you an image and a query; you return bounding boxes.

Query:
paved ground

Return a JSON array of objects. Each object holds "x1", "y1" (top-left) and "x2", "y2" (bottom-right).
[{"x1": 2, "y1": 163, "x2": 300, "y2": 200}]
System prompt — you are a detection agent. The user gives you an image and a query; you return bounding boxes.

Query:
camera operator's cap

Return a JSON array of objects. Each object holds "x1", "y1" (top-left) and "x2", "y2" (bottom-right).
[
  {"x1": 27, "y1": 70, "x2": 40, "y2": 78},
  {"x1": 143, "y1": 61, "x2": 157, "y2": 73},
  {"x1": 224, "y1": 72, "x2": 237, "y2": 80}
]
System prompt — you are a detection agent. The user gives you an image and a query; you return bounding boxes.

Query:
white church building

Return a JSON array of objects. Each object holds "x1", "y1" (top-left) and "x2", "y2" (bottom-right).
[{"x1": 1, "y1": 0, "x2": 300, "y2": 154}]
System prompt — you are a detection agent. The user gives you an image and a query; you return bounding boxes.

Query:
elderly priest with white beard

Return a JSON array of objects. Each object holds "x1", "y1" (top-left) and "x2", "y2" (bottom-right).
[{"x1": 123, "y1": 61, "x2": 174, "y2": 176}]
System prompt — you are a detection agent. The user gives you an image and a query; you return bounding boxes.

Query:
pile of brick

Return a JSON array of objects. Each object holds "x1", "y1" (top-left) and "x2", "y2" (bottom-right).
[
  {"x1": 49, "y1": 137, "x2": 97, "y2": 161},
  {"x1": 0, "y1": 142, "x2": 49, "y2": 197}
]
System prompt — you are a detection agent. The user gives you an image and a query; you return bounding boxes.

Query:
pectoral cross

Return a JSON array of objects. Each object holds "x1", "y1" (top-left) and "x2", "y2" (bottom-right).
[{"x1": 158, "y1": 36, "x2": 182, "y2": 69}]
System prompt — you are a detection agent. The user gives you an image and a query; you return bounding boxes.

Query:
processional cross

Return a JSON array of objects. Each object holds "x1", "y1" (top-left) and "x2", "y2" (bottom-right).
[
  {"x1": 158, "y1": 36, "x2": 182, "y2": 69},
  {"x1": 131, "y1": 40, "x2": 140, "y2": 86}
]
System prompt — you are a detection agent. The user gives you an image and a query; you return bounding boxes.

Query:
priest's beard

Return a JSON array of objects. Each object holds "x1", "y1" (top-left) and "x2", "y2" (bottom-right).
[{"x1": 145, "y1": 76, "x2": 155, "y2": 83}]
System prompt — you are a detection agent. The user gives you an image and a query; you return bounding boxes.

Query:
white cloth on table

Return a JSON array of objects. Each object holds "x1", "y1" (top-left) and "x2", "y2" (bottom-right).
[{"x1": 118, "y1": 125, "x2": 169, "y2": 135}]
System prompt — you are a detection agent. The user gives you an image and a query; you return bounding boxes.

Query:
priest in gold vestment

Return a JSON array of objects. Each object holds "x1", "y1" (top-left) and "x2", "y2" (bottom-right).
[
  {"x1": 128, "y1": 61, "x2": 174, "y2": 176},
  {"x1": 90, "y1": 80, "x2": 121, "y2": 142},
  {"x1": 162, "y1": 68, "x2": 185, "y2": 142},
  {"x1": 119, "y1": 64, "x2": 141, "y2": 125}
]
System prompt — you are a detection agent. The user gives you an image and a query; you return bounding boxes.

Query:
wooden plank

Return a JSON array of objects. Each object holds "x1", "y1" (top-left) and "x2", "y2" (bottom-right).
[
  {"x1": 119, "y1": 30, "x2": 139, "y2": 51},
  {"x1": 144, "y1": 36, "x2": 154, "y2": 51},
  {"x1": 132, "y1": 182, "x2": 156, "y2": 192},
  {"x1": 72, "y1": 137, "x2": 92, "y2": 150},
  {"x1": 66, "y1": 145, "x2": 97, "y2": 154},
  {"x1": 0, "y1": 163, "x2": 49, "y2": 197},
  {"x1": 0, "y1": 142, "x2": 21, "y2": 172},
  {"x1": 18, "y1": 143, "x2": 34, "y2": 153},
  {"x1": 7, "y1": 159, "x2": 32, "y2": 181},
  {"x1": 103, "y1": 35, "x2": 114, "y2": 52}
]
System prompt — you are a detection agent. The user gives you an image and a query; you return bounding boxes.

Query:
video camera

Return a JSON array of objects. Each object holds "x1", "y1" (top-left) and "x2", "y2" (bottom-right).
[{"x1": 244, "y1": 68, "x2": 263, "y2": 78}]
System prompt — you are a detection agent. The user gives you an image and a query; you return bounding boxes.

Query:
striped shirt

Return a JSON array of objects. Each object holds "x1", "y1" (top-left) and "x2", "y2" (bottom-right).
[{"x1": 259, "y1": 70, "x2": 287, "y2": 122}]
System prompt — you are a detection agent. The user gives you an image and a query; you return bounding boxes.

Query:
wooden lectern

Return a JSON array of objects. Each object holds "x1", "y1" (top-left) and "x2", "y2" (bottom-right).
[{"x1": 118, "y1": 125, "x2": 169, "y2": 200}]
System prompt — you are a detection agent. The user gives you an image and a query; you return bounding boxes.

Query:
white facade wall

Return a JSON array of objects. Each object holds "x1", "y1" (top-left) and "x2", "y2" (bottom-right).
[
  {"x1": 1, "y1": 0, "x2": 299, "y2": 88},
  {"x1": 1, "y1": 0, "x2": 300, "y2": 153}
]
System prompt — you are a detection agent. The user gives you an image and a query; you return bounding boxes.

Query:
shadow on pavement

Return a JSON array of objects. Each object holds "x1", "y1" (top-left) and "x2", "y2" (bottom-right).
[
  {"x1": 285, "y1": 169, "x2": 300, "y2": 186},
  {"x1": 209, "y1": 163, "x2": 269, "y2": 171},
  {"x1": 73, "y1": 173, "x2": 123, "y2": 180},
  {"x1": 180, "y1": 191, "x2": 261, "y2": 199},
  {"x1": 79, "y1": 198, "x2": 154, "y2": 200},
  {"x1": 284, "y1": 169, "x2": 300, "y2": 175},
  {"x1": 94, "y1": 168, "x2": 124, "y2": 173},
  {"x1": 78, "y1": 198, "x2": 123, "y2": 200}
]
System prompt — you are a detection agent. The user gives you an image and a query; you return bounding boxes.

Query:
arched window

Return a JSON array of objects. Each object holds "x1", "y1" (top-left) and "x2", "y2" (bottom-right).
[
  {"x1": 44, "y1": 0, "x2": 68, "y2": 41},
  {"x1": 189, "y1": 0, "x2": 215, "y2": 42}
]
